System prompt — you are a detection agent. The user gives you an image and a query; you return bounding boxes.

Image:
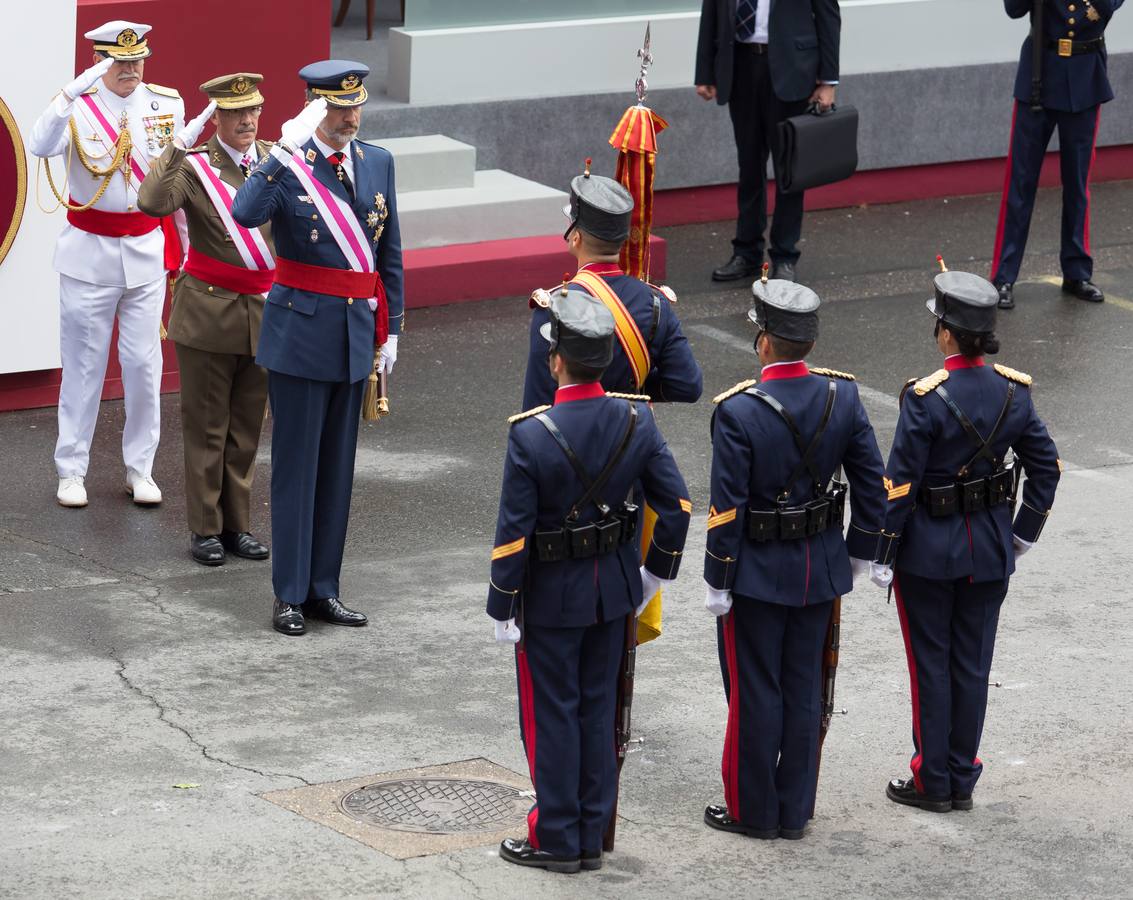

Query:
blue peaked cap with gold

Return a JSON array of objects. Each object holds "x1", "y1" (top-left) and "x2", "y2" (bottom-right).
[{"x1": 299, "y1": 59, "x2": 369, "y2": 107}]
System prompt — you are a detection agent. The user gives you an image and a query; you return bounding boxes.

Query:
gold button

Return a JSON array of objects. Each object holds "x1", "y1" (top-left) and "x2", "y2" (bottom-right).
[
  {"x1": 1069, "y1": 3, "x2": 1076, "y2": 9},
  {"x1": 127, "y1": 204, "x2": 134, "y2": 211},
  {"x1": 1069, "y1": 29, "x2": 1075, "y2": 36},
  {"x1": 347, "y1": 297, "x2": 354, "y2": 305},
  {"x1": 267, "y1": 175, "x2": 273, "y2": 182},
  {"x1": 1068, "y1": 16, "x2": 1075, "y2": 23},
  {"x1": 287, "y1": 301, "x2": 292, "y2": 308},
  {"x1": 207, "y1": 286, "x2": 214, "y2": 293}
]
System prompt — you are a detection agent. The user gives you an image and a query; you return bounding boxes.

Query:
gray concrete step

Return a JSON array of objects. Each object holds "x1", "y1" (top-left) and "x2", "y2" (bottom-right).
[{"x1": 364, "y1": 135, "x2": 476, "y2": 192}]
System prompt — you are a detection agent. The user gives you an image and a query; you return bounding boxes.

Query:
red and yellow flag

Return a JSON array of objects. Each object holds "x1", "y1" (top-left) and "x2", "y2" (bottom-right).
[{"x1": 609, "y1": 105, "x2": 668, "y2": 281}]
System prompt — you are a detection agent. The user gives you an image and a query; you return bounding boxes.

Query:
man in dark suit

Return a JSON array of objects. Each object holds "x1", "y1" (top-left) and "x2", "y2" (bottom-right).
[
  {"x1": 695, "y1": 0, "x2": 841, "y2": 284},
  {"x1": 232, "y1": 60, "x2": 403, "y2": 636},
  {"x1": 489, "y1": 290, "x2": 691, "y2": 873}
]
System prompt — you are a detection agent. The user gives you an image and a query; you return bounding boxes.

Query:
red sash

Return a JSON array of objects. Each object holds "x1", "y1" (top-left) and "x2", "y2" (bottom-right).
[
  {"x1": 274, "y1": 257, "x2": 388, "y2": 344},
  {"x1": 67, "y1": 204, "x2": 160, "y2": 237},
  {"x1": 184, "y1": 247, "x2": 275, "y2": 295}
]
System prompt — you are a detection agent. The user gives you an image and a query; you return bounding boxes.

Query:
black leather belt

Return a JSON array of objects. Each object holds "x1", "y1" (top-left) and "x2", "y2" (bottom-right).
[
  {"x1": 1046, "y1": 37, "x2": 1105, "y2": 56},
  {"x1": 747, "y1": 486, "x2": 846, "y2": 543},
  {"x1": 535, "y1": 505, "x2": 638, "y2": 562},
  {"x1": 738, "y1": 41, "x2": 769, "y2": 54},
  {"x1": 919, "y1": 469, "x2": 1014, "y2": 518}
]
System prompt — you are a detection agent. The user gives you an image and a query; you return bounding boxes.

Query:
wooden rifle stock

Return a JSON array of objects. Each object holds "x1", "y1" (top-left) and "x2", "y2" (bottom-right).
[
  {"x1": 602, "y1": 613, "x2": 638, "y2": 851},
  {"x1": 810, "y1": 595, "x2": 842, "y2": 819}
]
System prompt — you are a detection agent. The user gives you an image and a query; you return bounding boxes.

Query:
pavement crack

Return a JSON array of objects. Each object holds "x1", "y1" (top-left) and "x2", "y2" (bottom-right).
[
  {"x1": 444, "y1": 856, "x2": 487, "y2": 900},
  {"x1": 109, "y1": 648, "x2": 312, "y2": 787},
  {"x1": 0, "y1": 526, "x2": 141, "y2": 582}
]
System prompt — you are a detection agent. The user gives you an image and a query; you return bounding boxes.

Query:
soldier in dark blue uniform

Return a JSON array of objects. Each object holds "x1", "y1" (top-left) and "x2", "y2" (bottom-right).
[
  {"x1": 232, "y1": 60, "x2": 403, "y2": 635},
  {"x1": 488, "y1": 289, "x2": 692, "y2": 873},
  {"x1": 991, "y1": 0, "x2": 1124, "y2": 309},
  {"x1": 871, "y1": 265, "x2": 1061, "y2": 812},
  {"x1": 521, "y1": 167, "x2": 702, "y2": 409},
  {"x1": 702, "y1": 275, "x2": 886, "y2": 840}
]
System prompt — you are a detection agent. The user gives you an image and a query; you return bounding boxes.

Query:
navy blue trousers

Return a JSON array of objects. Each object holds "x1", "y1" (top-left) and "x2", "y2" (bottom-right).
[
  {"x1": 894, "y1": 572, "x2": 1008, "y2": 801},
  {"x1": 991, "y1": 100, "x2": 1101, "y2": 286},
  {"x1": 516, "y1": 615, "x2": 627, "y2": 857},
  {"x1": 267, "y1": 372, "x2": 363, "y2": 606},
  {"x1": 717, "y1": 598, "x2": 831, "y2": 831}
]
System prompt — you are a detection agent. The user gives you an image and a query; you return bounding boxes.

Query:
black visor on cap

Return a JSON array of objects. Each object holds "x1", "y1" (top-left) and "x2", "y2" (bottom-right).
[
  {"x1": 926, "y1": 271, "x2": 998, "y2": 334},
  {"x1": 539, "y1": 289, "x2": 617, "y2": 369},
  {"x1": 749, "y1": 280, "x2": 820, "y2": 342}
]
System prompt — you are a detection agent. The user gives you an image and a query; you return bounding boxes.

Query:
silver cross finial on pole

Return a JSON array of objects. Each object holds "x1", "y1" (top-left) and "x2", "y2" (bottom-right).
[{"x1": 635, "y1": 23, "x2": 653, "y2": 105}]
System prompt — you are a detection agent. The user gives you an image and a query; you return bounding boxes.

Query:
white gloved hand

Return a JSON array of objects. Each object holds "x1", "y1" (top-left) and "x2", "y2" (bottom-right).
[
  {"x1": 493, "y1": 618, "x2": 521, "y2": 644},
  {"x1": 850, "y1": 557, "x2": 870, "y2": 581},
  {"x1": 636, "y1": 566, "x2": 663, "y2": 618},
  {"x1": 378, "y1": 334, "x2": 398, "y2": 374},
  {"x1": 1013, "y1": 535, "x2": 1034, "y2": 560},
  {"x1": 279, "y1": 97, "x2": 328, "y2": 151},
  {"x1": 705, "y1": 584, "x2": 733, "y2": 617},
  {"x1": 175, "y1": 101, "x2": 217, "y2": 149},
  {"x1": 869, "y1": 562, "x2": 894, "y2": 589},
  {"x1": 63, "y1": 57, "x2": 114, "y2": 102}
]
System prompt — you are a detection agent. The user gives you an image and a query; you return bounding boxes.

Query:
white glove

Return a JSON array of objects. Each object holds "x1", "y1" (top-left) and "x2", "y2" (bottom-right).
[
  {"x1": 175, "y1": 101, "x2": 217, "y2": 149},
  {"x1": 705, "y1": 584, "x2": 733, "y2": 617},
  {"x1": 280, "y1": 97, "x2": 328, "y2": 151},
  {"x1": 63, "y1": 57, "x2": 113, "y2": 102},
  {"x1": 637, "y1": 566, "x2": 663, "y2": 618},
  {"x1": 869, "y1": 562, "x2": 894, "y2": 589},
  {"x1": 493, "y1": 618, "x2": 521, "y2": 644},
  {"x1": 378, "y1": 334, "x2": 398, "y2": 374},
  {"x1": 1013, "y1": 535, "x2": 1034, "y2": 560},
  {"x1": 850, "y1": 557, "x2": 870, "y2": 581}
]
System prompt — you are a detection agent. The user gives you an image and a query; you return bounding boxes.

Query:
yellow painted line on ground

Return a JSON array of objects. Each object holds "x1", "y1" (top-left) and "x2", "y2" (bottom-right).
[{"x1": 1033, "y1": 275, "x2": 1133, "y2": 313}]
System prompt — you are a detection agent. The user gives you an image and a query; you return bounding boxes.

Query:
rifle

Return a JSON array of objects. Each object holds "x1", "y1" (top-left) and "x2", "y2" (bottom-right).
[
  {"x1": 602, "y1": 613, "x2": 638, "y2": 851},
  {"x1": 1030, "y1": 0, "x2": 1045, "y2": 111},
  {"x1": 810, "y1": 595, "x2": 843, "y2": 819}
]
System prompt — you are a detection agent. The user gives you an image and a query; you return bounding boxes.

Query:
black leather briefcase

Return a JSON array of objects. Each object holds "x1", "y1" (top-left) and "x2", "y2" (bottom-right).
[{"x1": 776, "y1": 104, "x2": 859, "y2": 194}]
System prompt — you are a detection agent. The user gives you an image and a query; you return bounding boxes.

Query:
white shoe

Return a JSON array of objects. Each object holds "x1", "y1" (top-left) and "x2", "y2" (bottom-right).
[
  {"x1": 126, "y1": 470, "x2": 162, "y2": 505},
  {"x1": 57, "y1": 476, "x2": 88, "y2": 508}
]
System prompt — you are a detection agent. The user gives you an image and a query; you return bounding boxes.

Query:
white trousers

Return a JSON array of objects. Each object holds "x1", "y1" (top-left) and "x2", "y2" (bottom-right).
[{"x1": 54, "y1": 274, "x2": 165, "y2": 478}]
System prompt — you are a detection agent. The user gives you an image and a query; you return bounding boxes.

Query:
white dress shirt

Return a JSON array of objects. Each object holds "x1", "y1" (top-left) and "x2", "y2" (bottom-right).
[
  {"x1": 736, "y1": 0, "x2": 771, "y2": 44},
  {"x1": 216, "y1": 137, "x2": 258, "y2": 170},
  {"x1": 312, "y1": 133, "x2": 355, "y2": 184}
]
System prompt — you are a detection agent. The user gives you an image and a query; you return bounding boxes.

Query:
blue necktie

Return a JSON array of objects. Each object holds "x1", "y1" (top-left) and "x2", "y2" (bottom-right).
[{"x1": 736, "y1": 0, "x2": 757, "y2": 41}]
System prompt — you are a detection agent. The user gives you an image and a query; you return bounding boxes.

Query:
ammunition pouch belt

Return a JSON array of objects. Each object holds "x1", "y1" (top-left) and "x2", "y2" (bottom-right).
[
  {"x1": 535, "y1": 503, "x2": 639, "y2": 562},
  {"x1": 747, "y1": 485, "x2": 846, "y2": 543},
  {"x1": 919, "y1": 467, "x2": 1014, "y2": 518}
]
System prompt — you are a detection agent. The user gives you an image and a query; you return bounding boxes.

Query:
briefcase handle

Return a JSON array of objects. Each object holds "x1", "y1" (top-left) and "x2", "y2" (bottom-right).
[{"x1": 806, "y1": 101, "x2": 839, "y2": 117}]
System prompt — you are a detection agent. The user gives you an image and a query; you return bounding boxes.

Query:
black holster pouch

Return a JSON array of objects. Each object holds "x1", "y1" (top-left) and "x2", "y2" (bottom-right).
[
  {"x1": 569, "y1": 522, "x2": 598, "y2": 559},
  {"x1": 535, "y1": 528, "x2": 568, "y2": 562},
  {"x1": 619, "y1": 502, "x2": 639, "y2": 543},
  {"x1": 748, "y1": 509, "x2": 779, "y2": 543},
  {"x1": 987, "y1": 467, "x2": 1013, "y2": 506},
  {"x1": 596, "y1": 518, "x2": 623, "y2": 555},
  {"x1": 961, "y1": 477, "x2": 988, "y2": 513},
  {"x1": 924, "y1": 484, "x2": 960, "y2": 517},
  {"x1": 778, "y1": 507, "x2": 810, "y2": 540}
]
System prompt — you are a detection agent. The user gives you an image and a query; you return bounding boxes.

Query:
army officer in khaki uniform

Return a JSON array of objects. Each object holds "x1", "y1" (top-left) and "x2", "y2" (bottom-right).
[{"x1": 138, "y1": 74, "x2": 274, "y2": 566}]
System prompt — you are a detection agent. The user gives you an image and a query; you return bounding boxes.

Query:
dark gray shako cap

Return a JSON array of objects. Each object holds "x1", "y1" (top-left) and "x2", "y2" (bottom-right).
[
  {"x1": 539, "y1": 288, "x2": 617, "y2": 369},
  {"x1": 748, "y1": 279, "x2": 821, "y2": 342},
  {"x1": 927, "y1": 270, "x2": 998, "y2": 334},
  {"x1": 563, "y1": 171, "x2": 634, "y2": 243}
]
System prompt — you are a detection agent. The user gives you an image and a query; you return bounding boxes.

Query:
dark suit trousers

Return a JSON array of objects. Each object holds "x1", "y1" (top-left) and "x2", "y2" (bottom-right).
[
  {"x1": 893, "y1": 572, "x2": 1008, "y2": 801},
  {"x1": 718, "y1": 597, "x2": 830, "y2": 831},
  {"x1": 267, "y1": 371, "x2": 364, "y2": 606},
  {"x1": 175, "y1": 343, "x2": 268, "y2": 536},
  {"x1": 728, "y1": 44, "x2": 809, "y2": 265},
  {"x1": 515, "y1": 615, "x2": 627, "y2": 857}
]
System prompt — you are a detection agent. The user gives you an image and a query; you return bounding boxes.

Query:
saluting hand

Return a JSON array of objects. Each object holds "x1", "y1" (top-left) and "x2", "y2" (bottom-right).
[
  {"x1": 280, "y1": 97, "x2": 328, "y2": 151},
  {"x1": 63, "y1": 57, "x2": 114, "y2": 102},
  {"x1": 175, "y1": 101, "x2": 217, "y2": 150}
]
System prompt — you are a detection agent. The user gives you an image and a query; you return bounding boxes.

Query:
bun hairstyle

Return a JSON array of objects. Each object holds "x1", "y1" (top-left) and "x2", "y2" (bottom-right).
[{"x1": 955, "y1": 329, "x2": 1000, "y2": 357}]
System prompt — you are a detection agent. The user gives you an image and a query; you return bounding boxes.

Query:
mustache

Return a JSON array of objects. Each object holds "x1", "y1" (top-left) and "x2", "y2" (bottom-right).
[
  {"x1": 115, "y1": 72, "x2": 140, "y2": 80},
  {"x1": 235, "y1": 124, "x2": 256, "y2": 133}
]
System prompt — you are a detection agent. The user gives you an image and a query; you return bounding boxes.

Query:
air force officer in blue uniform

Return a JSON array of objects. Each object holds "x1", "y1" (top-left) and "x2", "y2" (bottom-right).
[
  {"x1": 232, "y1": 61, "x2": 403, "y2": 636},
  {"x1": 702, "y1": 276, "x2": 886, "y2": 840},
  {"x1": 488, "y1": 290, "x2": 691, "y2": 873}
]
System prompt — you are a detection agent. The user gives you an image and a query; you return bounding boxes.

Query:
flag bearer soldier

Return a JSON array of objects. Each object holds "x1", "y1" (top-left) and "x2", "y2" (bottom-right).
[
  {"x1": 231, "y1": 60, "x2": 403, "y2": 636},
  {"x1": 138, "y1": 74, "x2": 275, "y2": 566},
  {"x1": 991, "y1": 0, "x2": 1124, "y2": 309},
  {"x1": 702, "y1": 273, "x2": 886, "y2": 840},
  {"x1": 871, "y1": 263, "x2": 1061, "y2": 812},
  {"x1": 521, "y1": 165, "x2": 703, "y2": 409},
  {"x1": 489, "y1": 290, "x2": 692, "y2": 873},
  {"x1": 29, "y1": 21, "x2": 185, "y2": 508}
]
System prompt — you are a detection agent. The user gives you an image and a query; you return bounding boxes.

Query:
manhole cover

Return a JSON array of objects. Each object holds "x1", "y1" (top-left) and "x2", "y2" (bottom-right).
[{"x1": 339, "y1": 777, "x2": 531, "y2": 834}]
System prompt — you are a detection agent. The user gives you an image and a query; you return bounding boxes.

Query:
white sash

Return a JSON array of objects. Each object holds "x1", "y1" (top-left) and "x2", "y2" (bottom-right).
[
  {"x1": 77, "y1": 93, "x2": 150, "y2": 183},
  {"x1": 186, "y1": 153, "x2": 274, "y2": 271},
  {"x1": 288, "y1": 150, "x2": 374, "y2": 274}
]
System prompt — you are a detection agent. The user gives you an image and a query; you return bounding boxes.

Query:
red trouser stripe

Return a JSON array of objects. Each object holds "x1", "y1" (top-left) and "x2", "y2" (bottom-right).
[
  {"x1": 893, "y1": 575, "x2": 925, "y2": 793},
  {"x1": 721, "y1": 611, "x2": 742, "y2": 819},
  {"x1": 516, "y1": 645, "x2": 540, "y2": 849},
  {"x1": 1083, "y1": 106, "x2": 1102, "y2": 256},
  {"x1": 990, "y1": 101, "x2": 1020, "y2": 281}
]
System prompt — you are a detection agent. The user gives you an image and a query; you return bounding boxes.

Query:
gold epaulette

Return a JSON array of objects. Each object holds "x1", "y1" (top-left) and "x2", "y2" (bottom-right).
[
  {"x1": 146, "y1": 83, "x2": 181, "y2": 99},
  {"x1": 530, "y1": 288, "x2": 552, "y2": 309},
  {"x1": 713, "y1": 379, "x2": 757, "y2": 404},
  {"x1": 508, "y1": 404, "x2": 551, "y2": 424},
  {"x1": 187, "y1": 145, "x2": 208, "y2": 154},
  {"x1": 649, "y1": 283, "x2": 677, "y2": 303},
  {"x1": 810, "y1": 366, "x2": 856, "y2": 381},
  {"x1": 994, "y1": 363, "x2": 1033, "y2": 386},
  {"x1": 80, "y1": 86, "x2": 99, "y2": 96},
  {"x1": 606, "y1": 392, "x2": 650, "y2": 402},
  {"x1": 913, "y1": 369, "x2": 949, "y2": 396},
  {"x1": 898, "y1": 377, "x2": 917, "y2": 405}
]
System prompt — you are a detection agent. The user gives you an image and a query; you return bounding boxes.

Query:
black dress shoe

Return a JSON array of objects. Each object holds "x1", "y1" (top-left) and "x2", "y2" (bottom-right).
[
  {"x1": 996, "y1": 282, "x2": 1015, "y2": 310},
  {"x1": 703, "y1": 804, "x2": 778, "y2": 839},
  {"x1": 272, "y1": 598, "x2": 305, "y2": 636},
  {"x1": 305, "y1": 597, "x2": 368, "y2": 626},
  {"x1": 581, "y1": 849, "x2": 602, "y2": 871},
  {"x1": 779, "y1": 825, "x2": 806, "y2": 840},
  {"x1": 498, "y1": 838, "x2": 580, "y2": 874},
  {"x1": 1062, "y1": 278, "x2": 1105, "y2": 303},
  {"x1": 885, "y1": 778, "x2": 951, "y2": 813},
  {"x1": 220, "y1": 530, "x2": 270, "y2": 560},
  {"x1": 712, "y1": 254, "x2": 761, "y2": 283},
  {"x1": 770, "y1": 261, "x2": 796, "y2": 282},
  {"x1": 190, "y1": 533, "x2": 225, "y2": 567},
  {"x1": 952, "y1": 794, "x2": 974, "y2": 811}
]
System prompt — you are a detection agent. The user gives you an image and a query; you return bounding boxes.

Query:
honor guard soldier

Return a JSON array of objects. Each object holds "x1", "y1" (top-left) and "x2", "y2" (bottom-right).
[
  {"x1": 521, "y1": 164, "x2": 702, "y2": 409},
  {"x1": 871, "y1": 262, "x2": 1061, "y2": 813},
  {"x1": 489, "y1": 289, "x2": 692, "y2": 873},
  {"x1": 138, "y1": 74, "x2": 275, "y2": 566},
  {"x1": 29, "y1": 21, "x2": 185, "y2": 508},
  {"x1": 231, "y1": 60, "x2": 403, "y2": 636},
  {"x1": 702, "y1": 273, "x2": 886, "y2": 840},
  {"x1": 991, "y1": 0, "x2": 1124, "y2": 309}
]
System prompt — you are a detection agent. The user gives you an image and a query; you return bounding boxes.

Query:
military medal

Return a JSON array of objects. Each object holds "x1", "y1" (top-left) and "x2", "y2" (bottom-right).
[
  {"x1": 310, "y1": 228, "x2": 319, "y2": 243},
  {"x1": 1085, "y1": 1, "x2": 1100, "y2": 21}
]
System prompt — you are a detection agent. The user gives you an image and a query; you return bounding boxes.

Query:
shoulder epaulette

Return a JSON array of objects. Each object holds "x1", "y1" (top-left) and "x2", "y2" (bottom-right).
[
  {"x1": 899, "y1": 377, "x2": 917, "y2": 404},
  {"x1": 810, "y1": 366, "x2": 856, "y2": 381},
  {"x1": 713, "y1": 379, "x2": 758, "y2": 404},
  {"x1": 508, "y1": 404, "x2": 551, "y2": 424},
  {"x1": 648, "y1": 283, "x2": 677, "y2": 303},
  {"x1": 80, "y1": 86, "x2": 98, "y2": 96},
  {"x1": 187, "y1": 144, "x2": 208, "y2": 154},
  {"x1": 606, "y1": 392, "x2": 650, "y2": 402},
  {"x1": 913, "y1": 369, "x2": 949, "y2": 396},
  {"x1": 146, "y1": 83, "x2": 181, "y2": 99},
  {"x1": 994, "y1": 363, "x2": 1033, "y2": 386}
]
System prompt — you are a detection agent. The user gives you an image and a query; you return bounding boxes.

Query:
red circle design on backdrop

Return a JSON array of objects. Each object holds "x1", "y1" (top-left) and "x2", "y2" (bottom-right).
[{"x1": 0, "y1": 96, "x2": 28, "y2": 269}]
